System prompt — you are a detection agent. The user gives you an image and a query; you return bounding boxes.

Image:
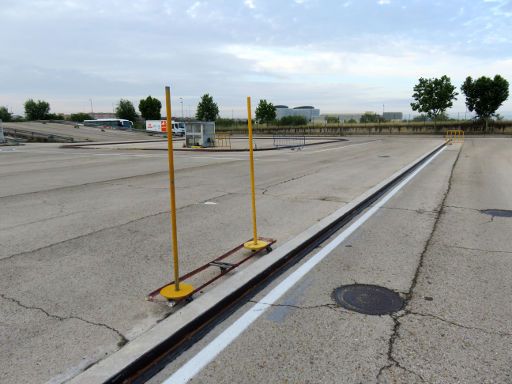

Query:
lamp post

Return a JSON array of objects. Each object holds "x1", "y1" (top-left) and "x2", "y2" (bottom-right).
[{"x1": 179, "y1": 97, "x2": 184, "y2": 119}]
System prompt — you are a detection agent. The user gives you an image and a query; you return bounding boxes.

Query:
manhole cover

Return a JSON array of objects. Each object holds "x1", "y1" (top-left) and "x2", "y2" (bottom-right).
[
  {"x1": 332, "y1": 284, "x2": 404, "y2": 315},
  {"x1": 378, "y1": 155, "x2": 390, "y2": 158},
  {"x1": 480, "y1": 209, "x2": 512, "y2": 218}
]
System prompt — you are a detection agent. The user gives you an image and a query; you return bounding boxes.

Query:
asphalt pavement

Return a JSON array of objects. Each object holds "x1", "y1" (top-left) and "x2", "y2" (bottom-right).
[
  {"x1": 3, "y1": 137, "x2": 509, "y2": 383},
  {"x1": 144, "y1": 139, "x2": 512, "y2": 384}
]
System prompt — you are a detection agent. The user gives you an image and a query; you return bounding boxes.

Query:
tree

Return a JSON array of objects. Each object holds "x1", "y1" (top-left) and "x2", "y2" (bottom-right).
[
  {"x1": 24, "y1": 99, "x2": 50, "y2": 120},
  {"x1": 196, "y1": 93, "x2": 219, "y2": 121},
  {"x1": 69, "y1": 112, "x2": 93, "y2": 122},
  {"x1": 279, "y1": 115, "x2": 308, "y2": 126},
  {"x1": 461, "y1": 75, "x2": 509, "y2": 132},
  {"x1": 116, "y1": 99, "x2": 138, "y2": 122},
  {"x1": 410, "y1": 75, "x2": 458, "y2": 128},
  {"x1": 360, "y1": 112, "x2": 383, "y2": 123},
  {"x1": 0, "y1": 106, "x2": 12, "y2": 122},
  {"x1": 138, "y1": 96, "x2": 162, "y2": 120},
  {"x1": 255, "y1": 99, "x2": 276, "y2": 125}
]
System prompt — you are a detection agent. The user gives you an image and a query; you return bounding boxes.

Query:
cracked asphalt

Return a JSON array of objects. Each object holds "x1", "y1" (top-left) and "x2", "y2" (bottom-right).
[
  {"x1": 0, "y1": 137, "x2": 444, "y2": 383},
  {"x1": 146, "y1": 138, "x2": 512, "y2": 384}
]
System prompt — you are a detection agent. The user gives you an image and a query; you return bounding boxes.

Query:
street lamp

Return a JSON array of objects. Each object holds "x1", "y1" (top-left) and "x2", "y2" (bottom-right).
[{"x1": 179, "y1": 97, "x2": 184, "y2": 119}]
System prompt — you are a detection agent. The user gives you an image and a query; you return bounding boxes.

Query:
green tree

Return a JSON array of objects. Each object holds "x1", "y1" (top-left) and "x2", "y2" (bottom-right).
[
  {"x1": 69, "y1": 112, "x2": 93, "y2": 122},
  {"x1": 196, "y1": 93, "x2": 219, "y2": 121},
  {"x1": 360, "y1": 112, "x2": 383, "y2": 123},
  {"x1": 410, "y1": 75, "x2": 458, "y2": 128},
  {"x1": 138, "y1": 95, "x2": 162, "y2": 120},
  {"x1": 24, "y1": 99, "x2": 50, "y2": 120},
  {"x1": 279, "y1": 115, "x2": 308, "y2": 126},
  {"x1": 461, "y1": 75, "x2": 509, "y2": 132},
  {"x1": 0, "y1": 106, "x2": 12, "y2": 122},
  {"x1": 412, "y1": 114, "x2": 429, "y2": 122},
  {"x1": 255, "y1": 99, "x2": 276, "y2": 125},
  {"x1": 116, "y1": 99, "x2": 138, "y2": 122}
]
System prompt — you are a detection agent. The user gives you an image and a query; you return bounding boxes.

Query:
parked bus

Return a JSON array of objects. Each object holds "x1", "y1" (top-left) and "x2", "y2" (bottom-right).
[{"x1": 83, "y1": 119, "x2": 133, "y2": 130}]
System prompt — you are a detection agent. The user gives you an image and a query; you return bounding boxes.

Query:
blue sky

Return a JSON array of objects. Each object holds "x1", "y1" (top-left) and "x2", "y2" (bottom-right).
[{"x1": 1, "y1": 0, "x2": 511, "y2": 117}]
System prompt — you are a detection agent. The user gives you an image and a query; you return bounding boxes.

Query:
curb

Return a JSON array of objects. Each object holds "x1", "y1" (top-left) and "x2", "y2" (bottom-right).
[
  {"x1": 61, "y1": 138, "x2": 347, "y2": 152},
  {"x1": 69, "y1": 141, "x2": 446, "y2": 384}
]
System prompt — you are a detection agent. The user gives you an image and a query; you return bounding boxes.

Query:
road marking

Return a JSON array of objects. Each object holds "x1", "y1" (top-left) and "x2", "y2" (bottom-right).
[{"x1": 163, "y1": 145, "x2": 446, "y2": 384}]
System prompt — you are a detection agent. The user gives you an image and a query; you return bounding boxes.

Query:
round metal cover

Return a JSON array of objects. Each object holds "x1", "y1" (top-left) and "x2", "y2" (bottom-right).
[{"x1": 333, "y1": 284, "x2": 403, "y2": 315}]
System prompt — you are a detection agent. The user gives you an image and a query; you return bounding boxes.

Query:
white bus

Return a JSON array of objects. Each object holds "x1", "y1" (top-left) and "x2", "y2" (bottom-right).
[
  {"x1": 83, "y1": 119, "x2": 133, "y2": 130},
  {"x1": 145, "y1": 120, "x2": 185, "y2": 136}
]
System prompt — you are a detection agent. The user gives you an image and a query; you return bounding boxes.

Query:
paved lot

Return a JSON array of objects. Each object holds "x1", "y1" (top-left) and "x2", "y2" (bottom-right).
[
  {"x1": 4, "y1": 121, "x2": 153, "y2": 142},
  {"x1": 146, "y1": 139, "x2": 512, "y2": 384},
  {"x1": 0, "y1": 136, "x2": 445, "y2": 383}
]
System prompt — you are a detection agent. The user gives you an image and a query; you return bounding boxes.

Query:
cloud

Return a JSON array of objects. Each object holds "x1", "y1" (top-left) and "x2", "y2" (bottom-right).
[
  {"x1": 244, "y1": 0, "x2": 255, "y2": 9},
  {"x1": 0, "y1": 0, "x2": 511, "y2": 116}
]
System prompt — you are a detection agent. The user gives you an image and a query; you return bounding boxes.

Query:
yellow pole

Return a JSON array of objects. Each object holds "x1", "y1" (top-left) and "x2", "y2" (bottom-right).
[
  {"x1": 165, "y1": 86, "x2": 180, "y2": 290},
  {"x1": 159, "y1": 86, "x2": 194, "y2": 300},
  {"x1": 243, "y1": 97, "x2": 269, "y2": 251},
  {"x1": 247, "y1": 97, "x2": 258, "y2": 244}
]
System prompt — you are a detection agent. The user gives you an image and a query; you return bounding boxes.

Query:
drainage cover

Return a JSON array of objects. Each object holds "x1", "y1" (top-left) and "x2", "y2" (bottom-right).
[
  {"x1": 480, "y1": 209, "x2": 512, "y2": 218},
  {"x1": 333, "y1": 284, "x2": 403, "y2": 315}
]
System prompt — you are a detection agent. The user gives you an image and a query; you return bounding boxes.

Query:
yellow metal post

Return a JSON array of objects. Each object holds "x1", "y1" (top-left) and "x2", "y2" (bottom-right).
[
  {"x1": 244, "y1": 96, "x2": 269, "y2": 251},
  {"x1": 160, "y1": 86, "x2": 194, "y2": 300}
]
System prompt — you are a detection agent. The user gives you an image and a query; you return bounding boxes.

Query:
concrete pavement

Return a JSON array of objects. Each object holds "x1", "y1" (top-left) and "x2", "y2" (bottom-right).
[
  {"x1": 0, "y1": 137, "x2": 444, "y2": 383},
  {"x1": 145, "y1": 139, "x2": 512, "y2": 384}
]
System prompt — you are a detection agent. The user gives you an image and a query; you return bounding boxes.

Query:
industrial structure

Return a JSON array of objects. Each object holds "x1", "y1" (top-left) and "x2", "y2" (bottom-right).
[{"x1": 275, "y1": 105, "x2": 320, "y2": 121}]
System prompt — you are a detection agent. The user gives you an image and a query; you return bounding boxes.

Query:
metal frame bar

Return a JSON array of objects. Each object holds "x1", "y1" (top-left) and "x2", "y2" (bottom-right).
[{"x1": 147, "y1": 237, "x2": 276, "y2": 301}]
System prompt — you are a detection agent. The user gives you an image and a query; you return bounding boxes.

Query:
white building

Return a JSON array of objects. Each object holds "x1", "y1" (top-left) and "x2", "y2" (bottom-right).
[{"x1": 275, "y1": 105, "x2": 320, "y2": 121}]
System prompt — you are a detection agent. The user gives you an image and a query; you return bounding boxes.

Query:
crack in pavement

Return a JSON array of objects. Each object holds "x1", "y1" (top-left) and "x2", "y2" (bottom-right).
[
  {"x1": 407, "y1": 311, "x2": 512, "y2": 337},
  {"x1": 377, "y1": 146, "x2": 462, "y2": 384},
  {"x1": 378, "y1": 206, "x2": 438, "y2": 215},
  {"x1": 446, "y1": 244, "x2": 512, "y2": 255},
  {"x1": 261, "y1": 172, "x2": 317, "y2": 195},
  {"x1": 0, "y1": 191, "x2": 236, "y2": 263},
  {"x1": 0, "y1": 293, "x2": 128, "y2": 347}
]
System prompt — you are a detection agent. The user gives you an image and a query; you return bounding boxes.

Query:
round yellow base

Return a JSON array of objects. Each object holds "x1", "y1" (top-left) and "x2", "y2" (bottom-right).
[
  {"x1": 244, "y1": 239, "x2": 270, "y2": 251},
  {"x1": 160, "y1": 283, "x2": 195, "y2": 300}
]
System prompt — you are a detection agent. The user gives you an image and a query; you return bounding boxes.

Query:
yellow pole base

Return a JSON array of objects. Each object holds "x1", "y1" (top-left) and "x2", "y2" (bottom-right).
[
  {"x1": 244, "y1": 239, "x2": 270, "y2": 251},
  {"x1": 160, "y1": 282, "x2": 195, "y2": 300}
]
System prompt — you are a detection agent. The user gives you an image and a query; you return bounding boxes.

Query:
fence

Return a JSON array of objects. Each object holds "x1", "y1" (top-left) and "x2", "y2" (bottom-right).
[
  {"x1": 273, "y1": 134, "x2": 306, "y2": 149},
  {"x1": 214, "y1": 132, "x2": 232, "y2": 149}
]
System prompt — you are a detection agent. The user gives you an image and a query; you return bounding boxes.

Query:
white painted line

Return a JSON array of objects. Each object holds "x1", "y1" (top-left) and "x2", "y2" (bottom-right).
[
  {"x1": 203, "y1": 201, "x2": 217, "y2": 205},
  {"x1": 163, "y1": 146, "x2": 446, "y2": 384}
]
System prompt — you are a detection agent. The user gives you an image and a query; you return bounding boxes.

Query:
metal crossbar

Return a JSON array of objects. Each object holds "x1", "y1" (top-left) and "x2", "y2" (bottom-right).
[{"x1": 272, "y1": 135, "x2": 306, "y2": 149}]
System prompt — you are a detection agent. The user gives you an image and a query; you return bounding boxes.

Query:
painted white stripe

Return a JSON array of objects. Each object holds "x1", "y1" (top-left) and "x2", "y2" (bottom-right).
[{"x1": 163, "y1": 145, "x2": 446, "y2": 384}]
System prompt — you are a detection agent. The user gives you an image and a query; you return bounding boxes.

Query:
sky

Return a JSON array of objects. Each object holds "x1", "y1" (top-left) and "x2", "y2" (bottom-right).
[{"x1": 1, "y1": 0, "x2": 511, "y2": 118}]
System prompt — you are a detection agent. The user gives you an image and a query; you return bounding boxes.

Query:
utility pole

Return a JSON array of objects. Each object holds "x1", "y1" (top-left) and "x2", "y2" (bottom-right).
[
  {"x1": 89, "y1": 99, "x2": 94, "y2": 114},
  {"x1": 179, "y1": 97, "x2": 184, "y2": 119}
]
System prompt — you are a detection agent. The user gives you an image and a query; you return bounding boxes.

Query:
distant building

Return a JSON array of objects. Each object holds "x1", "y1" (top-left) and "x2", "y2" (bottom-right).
[
  {"x1": 336, "y1": 113, "x2": 363, "y2": 122},
  {"x1": 275, "y1": 105, "x2": 320, "y2": 121},
  {"x1": 91, "y1": 112, "x2": 116, "y2": 119},
  {"x1": 383, "y1": 112, "x2": 403, "y2": 121}
]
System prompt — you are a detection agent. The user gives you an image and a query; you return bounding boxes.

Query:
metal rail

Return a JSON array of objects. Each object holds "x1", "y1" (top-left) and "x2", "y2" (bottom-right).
[
  {"x1": 104, "y1": 142, "x2": 447, "y2": 384},
  {"x1": 3, "y1": 127, "x2": 75, "y2": 142},
  {"x1": 273, "y1": 134, "x2": 306, "y2": 149}
]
